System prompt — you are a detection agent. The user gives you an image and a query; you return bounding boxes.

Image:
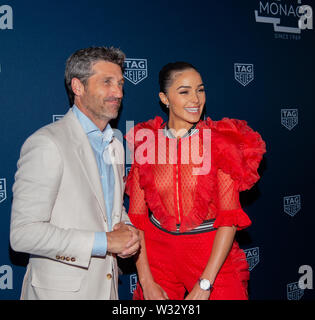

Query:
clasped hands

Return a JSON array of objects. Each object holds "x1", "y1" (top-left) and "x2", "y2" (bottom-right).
[
  {"x1": 107, "y1": 222, "x2": 140, "y2": 258},
  {"x1": 141, "y1": 280, "x2": 210, "y2": 300}
]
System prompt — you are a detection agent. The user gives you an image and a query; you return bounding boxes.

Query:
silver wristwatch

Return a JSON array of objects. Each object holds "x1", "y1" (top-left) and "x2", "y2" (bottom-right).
[{"x1": 199, "y1": 278, "x2": 212, "y2": 291}]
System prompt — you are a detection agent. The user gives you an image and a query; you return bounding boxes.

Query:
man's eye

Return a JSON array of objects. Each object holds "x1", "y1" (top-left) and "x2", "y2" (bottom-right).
[{"x1": 179, "y1": 91, "x2": 188, "y2": 94}]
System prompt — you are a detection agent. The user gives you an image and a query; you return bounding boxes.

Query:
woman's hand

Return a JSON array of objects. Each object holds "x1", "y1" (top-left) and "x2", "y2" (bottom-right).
[
  {"x1": 141, "y1": 280, "x2": 169, "y2": 300},
  {"x1": 185, "y1": 282, "x2": 210, "y2": 300}
]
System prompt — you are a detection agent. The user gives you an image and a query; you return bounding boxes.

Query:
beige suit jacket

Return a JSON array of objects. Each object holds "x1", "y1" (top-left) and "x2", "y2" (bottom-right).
[{"x1": 10, "y1": 109, "x2": 130, "y2": 300}]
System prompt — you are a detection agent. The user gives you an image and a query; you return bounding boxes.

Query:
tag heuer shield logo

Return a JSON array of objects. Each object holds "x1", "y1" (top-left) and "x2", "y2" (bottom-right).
[
  {"x1": 284, "y1": 195, "x2": 301, "y2": 217},
  {"x1": 287, "y1": 282, "x2": 304, "y2": 300},
  {"x1": 124, "y1": 58, "x2": 148, "y2": 85},
  {"x1": 281, "y1": 109, "x2": 298, "y2": 130},
  {"x1": 130, "y1": 274, "x2": 137, "y2": 294},
  {"x1": 244, "y1": 247, "x2": 259, "y2": 271},
  {"x1": 53, "y1": 115, "x2": 64, "y2": 122},
  {"x1": 234, "y1": 63, "x2": 254, "y2": 86},
  {"x1": 0, "y1": 178, "x2": 7, "y2": 204}
]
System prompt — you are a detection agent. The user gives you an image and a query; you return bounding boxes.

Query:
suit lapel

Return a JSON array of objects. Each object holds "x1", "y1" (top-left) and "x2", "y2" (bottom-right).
[
  {"x1": 76, "y1": 146, "x2": 108, "y2": 222},
  {"x1": 108, "y1": 141, "x2": 122, "y2": 225},
  {"x1": 63, "y1": 110, "x2": 108, "y2": 224}
]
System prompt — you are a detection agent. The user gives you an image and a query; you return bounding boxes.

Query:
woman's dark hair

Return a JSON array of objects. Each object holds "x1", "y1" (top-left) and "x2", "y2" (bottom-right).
[{"x1": 159, "y1": 61, "x2": 198, "y2": 94}]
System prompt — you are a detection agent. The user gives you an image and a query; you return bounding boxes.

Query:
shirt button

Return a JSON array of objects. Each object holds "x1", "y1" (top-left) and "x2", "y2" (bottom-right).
[
  {"x1": 107, "y1": 273, "x2": 112, "y2": 280},
  {"x1": 71, "y1": 257, "x2": 76, "y2": 262}
]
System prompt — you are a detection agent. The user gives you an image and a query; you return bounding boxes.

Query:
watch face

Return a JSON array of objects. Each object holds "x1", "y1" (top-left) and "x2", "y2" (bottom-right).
[{"x1": 200, "y1": 279, "x2": 211, "y2": 290}]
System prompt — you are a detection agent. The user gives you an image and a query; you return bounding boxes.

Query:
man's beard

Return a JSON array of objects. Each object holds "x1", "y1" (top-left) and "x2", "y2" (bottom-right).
[{"x1": 85, "y1": 98, "x2": 121, "y2": 121}]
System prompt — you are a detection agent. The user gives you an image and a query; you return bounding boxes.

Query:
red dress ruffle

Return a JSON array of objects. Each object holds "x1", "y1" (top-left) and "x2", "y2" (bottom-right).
[
  {"x1": 213, "y1": 209, "x2": 252, "y2": 230},
  {"x1": 202, "y1": 117, "x2": 267, "y2": 191},
  {"x1": 125, "y1": 116, "x2": 266, "y2": 232}
]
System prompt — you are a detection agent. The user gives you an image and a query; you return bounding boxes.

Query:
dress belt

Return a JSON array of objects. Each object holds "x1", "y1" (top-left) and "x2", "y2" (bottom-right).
[{"x1": 149, "y1": 214, "x2": 216, "y2": 235}]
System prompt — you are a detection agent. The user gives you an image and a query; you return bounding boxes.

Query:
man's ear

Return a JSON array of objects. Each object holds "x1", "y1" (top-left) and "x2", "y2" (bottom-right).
[{"x1": 71, "y1": 78, "x2": 85, "y2": 97}]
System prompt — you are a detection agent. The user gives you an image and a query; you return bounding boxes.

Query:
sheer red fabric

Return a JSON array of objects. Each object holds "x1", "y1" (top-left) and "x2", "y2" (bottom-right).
[{"x1": 125, "y1": 116, "x2": 266, "y2": 233}]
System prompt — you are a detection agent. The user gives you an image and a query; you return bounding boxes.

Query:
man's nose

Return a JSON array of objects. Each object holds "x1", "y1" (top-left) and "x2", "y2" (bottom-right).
[{"x1": 112, "y1": 84, "x2": 123, "y2": 98}]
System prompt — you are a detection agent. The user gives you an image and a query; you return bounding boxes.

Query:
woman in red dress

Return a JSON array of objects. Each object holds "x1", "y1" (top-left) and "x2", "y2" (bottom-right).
[{"x1": 125, "y1": 62, "x2": 266, "y2": 300}]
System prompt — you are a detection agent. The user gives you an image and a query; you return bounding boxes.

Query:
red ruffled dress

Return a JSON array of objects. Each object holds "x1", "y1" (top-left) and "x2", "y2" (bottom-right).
[{"x1": 125, "y1": 116, "x2": 266, "y2": 300}]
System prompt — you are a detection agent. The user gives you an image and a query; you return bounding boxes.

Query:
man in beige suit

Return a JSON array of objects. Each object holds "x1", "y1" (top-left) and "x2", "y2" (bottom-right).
[{"x1": 10, "y1": 47, "x2": 140, "y2": 300}]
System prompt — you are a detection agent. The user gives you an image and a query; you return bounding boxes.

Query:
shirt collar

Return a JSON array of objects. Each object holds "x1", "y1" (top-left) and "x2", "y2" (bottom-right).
[
  {"x1": 164, "y1": 122, "x2": 199, "y2": 139},
  {"x1": 72, "y1": 105, "x2": 114, "y2": 144}
]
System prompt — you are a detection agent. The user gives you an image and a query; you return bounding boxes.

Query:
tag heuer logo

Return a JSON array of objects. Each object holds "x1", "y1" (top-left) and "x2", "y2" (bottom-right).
[
  {"x1": 124, "y1": 58, "x2": 148, "y2": 85},
  {"x1": 130, "y1": 273, "x2": 137, "y2": 294},
  {"x1": 0, "y1": 178, "x2": 7, "y2": 204},
  {"x1": 53, "y1": 115, "x2": 64, "y2": 122},
  {"x1": 125, "y1": 165, "x2": 131, "y2": 177},
  {"x1": 244, "y1": 247, "x2": 259, "y2": 271},
  {"x1": 281, "y1": 109, "x2": 298, "y2": 130},
  {"x1": 234, "y1": 63, "x2": 254, "y2": 86},
  {"x1": 287, "y1": 282, "x2": 304, "y2": 300},
  {"x1": 284, "y1": 195, "x2": 301, "y2": 217}
]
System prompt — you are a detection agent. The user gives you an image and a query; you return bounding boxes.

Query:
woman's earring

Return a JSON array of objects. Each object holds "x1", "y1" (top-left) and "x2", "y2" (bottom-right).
[{"x1": 166, "y1": 104, "x2": 169, "y2": 108}]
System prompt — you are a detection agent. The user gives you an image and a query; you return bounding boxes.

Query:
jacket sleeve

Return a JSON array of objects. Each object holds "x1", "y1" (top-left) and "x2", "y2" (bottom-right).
[{"x1": 10, "y1": 133, "x2": 95, "y2": 269}]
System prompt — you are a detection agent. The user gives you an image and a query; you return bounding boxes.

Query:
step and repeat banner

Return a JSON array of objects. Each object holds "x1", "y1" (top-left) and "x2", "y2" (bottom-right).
[{"x1": 0, "y1": 0, "x2": 314, "y2": 300}]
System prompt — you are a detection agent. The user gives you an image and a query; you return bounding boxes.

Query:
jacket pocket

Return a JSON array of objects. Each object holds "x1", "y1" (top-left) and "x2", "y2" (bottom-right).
[{"x1": 31, "y1": 269, "x2": 82, "y2": 292}]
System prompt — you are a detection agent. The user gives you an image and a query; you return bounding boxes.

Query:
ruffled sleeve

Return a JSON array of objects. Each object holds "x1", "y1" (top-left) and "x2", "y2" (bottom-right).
[
  {"x1": 212, "y1": 169, "x2": 252, "y2": 230},
  {"x1": 124, "y1": 117, "x2": 164, "y2": 231},
  {"x1": 125, "y1": 164, "x2": 149, "y2": 231},
  {"x1": 213, "y1": 208, "x2": 252, "y2": 230},
  {"x1": 210, "y1": 118, "x2": 266, "y2": 192}
]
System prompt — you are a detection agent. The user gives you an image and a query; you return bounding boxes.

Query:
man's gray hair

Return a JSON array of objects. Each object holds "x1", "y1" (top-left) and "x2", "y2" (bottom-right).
[{"x1": 65, "y1": 46, "x2": 125, "y2": 105}]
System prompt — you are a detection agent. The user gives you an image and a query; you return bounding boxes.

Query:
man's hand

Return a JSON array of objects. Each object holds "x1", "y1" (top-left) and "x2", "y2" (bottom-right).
[{"x1": 107, "y1": 222, "x2": 140, "y2": 257}]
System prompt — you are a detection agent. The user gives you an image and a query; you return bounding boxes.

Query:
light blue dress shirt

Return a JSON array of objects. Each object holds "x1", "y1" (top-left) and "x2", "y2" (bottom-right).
[{"x1": 72, "y1": 105, "x2": 114, "y2": 256}]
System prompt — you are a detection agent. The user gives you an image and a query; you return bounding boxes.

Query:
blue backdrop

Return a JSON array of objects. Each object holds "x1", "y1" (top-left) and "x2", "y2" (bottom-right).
[{"x1": 1, "y1": 0, "x2": 314, "y2": 300}]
